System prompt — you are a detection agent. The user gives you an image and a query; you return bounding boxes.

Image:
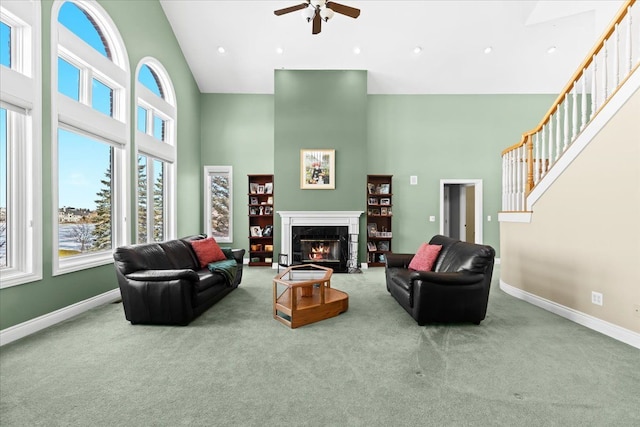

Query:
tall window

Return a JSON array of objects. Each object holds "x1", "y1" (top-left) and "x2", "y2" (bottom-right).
[
  {"x1": 204, "y1": 166, "x2": 233, "y2": 243},
  {"x1": 135, "y1": 59, "x2": 176, "y2": 243},
  {"x1": 53, "y1": 0, "x2": 129, "y2": 275},
  {"x1": 0, "y1": 1, "x2": 42, "y2": 288}
]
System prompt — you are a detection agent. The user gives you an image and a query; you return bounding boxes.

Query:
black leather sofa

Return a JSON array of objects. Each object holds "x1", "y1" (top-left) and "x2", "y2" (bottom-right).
[
  {"x1": 385, "y1": 235, "x2": 495, "y2": 325},
  {"x1": 113, "y1": 234, "x2": 245, "y2": 325}
]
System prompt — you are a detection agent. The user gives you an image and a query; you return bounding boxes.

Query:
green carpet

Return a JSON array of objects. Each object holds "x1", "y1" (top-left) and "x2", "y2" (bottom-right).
[{"x1": 1, "y1": 267, "x2": 638, "y2": 426}]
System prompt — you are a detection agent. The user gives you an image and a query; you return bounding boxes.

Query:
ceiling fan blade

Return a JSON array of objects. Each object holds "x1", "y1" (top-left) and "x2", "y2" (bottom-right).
[
  {"x1": 326, "y1": 1, "x2": 360, "y2": 18},
  {"x1": 274, "y1": 2, "x2": 309, "y2": 16},
  {"x1": 312, "y1": 12, "x2": 321, "y2": 34}
]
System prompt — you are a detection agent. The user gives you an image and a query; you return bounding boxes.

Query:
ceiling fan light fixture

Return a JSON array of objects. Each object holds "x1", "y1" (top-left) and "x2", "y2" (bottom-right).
[
  {"x1": 301, "y1": 6, "x2": 316, "y2": 22},
  {"x1": 275, "y1": 1, "x2": 360, "y2": 35},
  {"x1": 320, "y1": 7, "x2": 334, "y2": 21}
]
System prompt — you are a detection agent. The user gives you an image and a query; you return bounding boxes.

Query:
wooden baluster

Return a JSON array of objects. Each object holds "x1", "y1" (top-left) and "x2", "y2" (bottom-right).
[
  {"x1": 541, "y1": 123, "x2": 547, "y2": 178},
  {"x1": 581, "y1": 70, "x2": 587, "y2": 131},
  {"x1": 555, "y1": 110, "x2": 561, "y2": 161},
  {"x1": 627, "y1": 7, "x2": 633, "y2": 76},
  {"x1": 507, "y1": 150, "x2": 513, "y2": 211},
  {"x1": 564, "y1": 93, "x2": 570, "y2": 151},
  {"x1": 511, "y1": 150, "x2": 517, "y2": 210},
  {"x1": 614, "y1": 23, "x2": 620, "y2": 89},
  {"x1": 507, "y1": 151, "x2": 513, "y2": 210},
  {"x1": 591, "y1": 55, "x2": 597, "y2": 119},
  {"x1": 515, "y1": 149, "x2": 520, "y2": 210},
  {"x1": 572, "y1": 85, "x2": 578, "y2": 143},
  {"x1": 534, "y1": 132, "x2": 540, "y2": 184},
  {"x1": 602, "y1": 41, "x2": 608, "y2": 102},
  {"x1": 526, "y1": 136, "x2": 534, "y2": 200},
  {"x1": 502, "y1": 155, "x2": 506, "y2": 210},
  {"x1": 520, "y1": 145, "x2": 525, "y2": 210},
  {"x1": 505, "y1": 152, "x2": 510, "y2": 211},
  {"x1": 548, "y1": 116, "x2": 554, "y2": 168}
]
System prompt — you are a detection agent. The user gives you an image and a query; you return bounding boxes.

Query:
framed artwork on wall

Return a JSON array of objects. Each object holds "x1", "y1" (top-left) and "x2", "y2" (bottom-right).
[{"x1": 300, "y1": 149, "x2": 335, "y2": 190}]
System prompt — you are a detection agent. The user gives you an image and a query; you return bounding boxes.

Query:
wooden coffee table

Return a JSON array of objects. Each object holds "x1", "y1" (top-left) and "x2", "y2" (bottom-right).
[{"x1": 273, "y1": 264, "x2": 348, "y2": 328}]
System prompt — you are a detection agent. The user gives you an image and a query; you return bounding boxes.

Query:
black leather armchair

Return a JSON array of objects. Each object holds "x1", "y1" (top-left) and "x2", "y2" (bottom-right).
[
  {"x1": 113, "y1": 234, "x2": 245, "y2": 325},
  {"x1": 385, "y1": 235, "x2": 495, "y2": 325}
]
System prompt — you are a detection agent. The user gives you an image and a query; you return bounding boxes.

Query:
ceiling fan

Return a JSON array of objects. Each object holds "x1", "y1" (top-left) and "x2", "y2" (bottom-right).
[{"x1": 274, "y1": 0, "x2": 361, "y2": 35}]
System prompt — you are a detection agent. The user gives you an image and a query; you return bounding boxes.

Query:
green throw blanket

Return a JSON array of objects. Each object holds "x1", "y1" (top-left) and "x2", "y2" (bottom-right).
[{"x1": 207, "y1": 259, "x2": 238, "y2": 286}]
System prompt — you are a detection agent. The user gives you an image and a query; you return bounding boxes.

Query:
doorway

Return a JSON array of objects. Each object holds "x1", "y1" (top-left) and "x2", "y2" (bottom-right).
[{"x1": 440, "y1": 179, "x2": 483, "y2": 243}]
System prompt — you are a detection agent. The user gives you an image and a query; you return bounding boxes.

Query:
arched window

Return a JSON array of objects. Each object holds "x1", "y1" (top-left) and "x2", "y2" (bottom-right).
[
  {"x1": 52, "y1": 0, "x2": 129, "y2": 275},
  {"x1": 135, "y1": 58, "x2": 176, "y2": 243},
  {"x1": 0, "y1": 0, "x2": 42, "y2": 288}
]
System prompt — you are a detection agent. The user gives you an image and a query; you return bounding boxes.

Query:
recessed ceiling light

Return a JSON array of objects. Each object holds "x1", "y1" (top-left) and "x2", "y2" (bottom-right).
[
  {"x1": 276, "y1": 47, "x2": 284, "y2": 55},
  {"x1": 547, "y1": 46, "x2": 557, "y2": 54},
  {"x1": 413, "y1": 46, "x2": 422, "y2": 54},
  {"x1": 484, "y1": 46, "x2": 493, "y2": 54},
  {"x1": 217, "y1": 46, "x2": 226, "y2": 54},
  {"x1": 353, "y1": 46, "x2": 361, "y2": 55}
]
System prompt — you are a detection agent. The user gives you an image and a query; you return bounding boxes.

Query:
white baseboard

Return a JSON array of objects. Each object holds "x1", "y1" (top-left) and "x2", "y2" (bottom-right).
[
  {"x1": 0, "y1": 288, "x2": 122, "y2": 347},
  {"x1": 500, "y1": 279, "x2": 640, "y2": 350}
]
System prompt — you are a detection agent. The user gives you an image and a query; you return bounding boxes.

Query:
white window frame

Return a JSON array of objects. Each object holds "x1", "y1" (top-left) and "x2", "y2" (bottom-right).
[
  {"x1": 51, "y1": 0, "x2": 130, "y2": 276},
  {"x1": 204, "y1": 165, "x2": 233, "y2": 243},
  {"x1": 0, "y1": 0, "x2": 42, "y2": 288},
  {"x1": 135, "y1": 57, "x2": 176, "y2": 243}
]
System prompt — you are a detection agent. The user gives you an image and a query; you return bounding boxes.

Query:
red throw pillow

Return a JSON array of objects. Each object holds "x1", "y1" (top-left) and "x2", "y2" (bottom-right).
[
  {"x1": 408, "y1": 243, "x2": 442, "y2": 271},
  {"x1": 190, "y1": 237, "x2": 227, "y2": 268}
]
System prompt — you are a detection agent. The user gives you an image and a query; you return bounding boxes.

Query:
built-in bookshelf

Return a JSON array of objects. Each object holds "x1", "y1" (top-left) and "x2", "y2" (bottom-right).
[
  {"x1": 248, "y1": 174, "x2": 274, "y2": 266},
  {"x1": 366, "y1": 175, "x2": 393, "y2": 267}
]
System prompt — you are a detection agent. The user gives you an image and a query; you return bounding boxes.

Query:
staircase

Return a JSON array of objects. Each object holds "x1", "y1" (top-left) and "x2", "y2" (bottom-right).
[
  {"x1": 499, "y1": 0, "x2": 640, "y2": 349},
  {"x1": 501, "y1": 0, "x2": 639, "y2": 212}
]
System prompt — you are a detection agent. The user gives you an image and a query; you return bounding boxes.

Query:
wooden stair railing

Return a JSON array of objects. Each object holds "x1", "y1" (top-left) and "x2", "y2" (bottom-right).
[{"x1": 501, "y1": 0, "x2": 638, "y2": 212}]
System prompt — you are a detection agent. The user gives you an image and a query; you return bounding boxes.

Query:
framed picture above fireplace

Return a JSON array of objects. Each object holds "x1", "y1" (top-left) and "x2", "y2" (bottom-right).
[{"x1": 301, "y1": 149, "x2": 335, "y2": 190}]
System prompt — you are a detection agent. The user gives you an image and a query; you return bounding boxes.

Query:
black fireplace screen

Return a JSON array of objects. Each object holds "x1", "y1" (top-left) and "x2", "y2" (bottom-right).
[{"x1": 292, "y1": 226, "x2": 348, "y2": 272}]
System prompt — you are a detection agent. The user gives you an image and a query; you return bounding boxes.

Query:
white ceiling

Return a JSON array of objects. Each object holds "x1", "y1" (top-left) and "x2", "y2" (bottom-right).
[{"x1": 159, "y1": 0, "x2": 624, "y2": 94}]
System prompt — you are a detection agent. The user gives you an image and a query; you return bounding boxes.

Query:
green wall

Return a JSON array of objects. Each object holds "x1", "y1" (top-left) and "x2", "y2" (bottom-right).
[
  {"x1": 200, "y1": 88, "x2": 554, "y2": 263},
  {"x1": 367, "y1": 94, "x2": 555, "y2": 254},
  {"x1": 0, "y1": 0, "x2": 201, "y2": 330},
  {"x1": 199, "y1": 94, "x2": 274, "y2": 247},
  {"x1": 274, "y1": 70, "x2": 368, "y2": 250}
]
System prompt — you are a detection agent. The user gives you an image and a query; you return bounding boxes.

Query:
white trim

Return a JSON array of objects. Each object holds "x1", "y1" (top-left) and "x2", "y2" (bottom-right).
[
  {"x1": 439, "y1": 179, "x2": 483, "y2": 243},
  {"x1": 203, "y1": 165, "x2": 233, "y2": 243},
  {"x1": 51, "y1": 0, "x2": 131, "y2": 275},
  {"x1": 278, "y1": 211, "x2": 363, "y2": 263},
  {"x1": 0, "y1": 0, "x2": 42, "y2": 288},
  {"x1": 500, "y1": 279, "x2": 640, "y2": 350},
  {"x1": 134, "y1": 58, "x2": 177, "y2": 243},
  {"x1": 527, "y1": 66, "x2": 640, "y2": 209},
  {"x1": 0, "y1": 288, "x2": 121, "y2": 346},
  {"x1": 498, "y1": 212, "x2": 532, "y2": 223}
]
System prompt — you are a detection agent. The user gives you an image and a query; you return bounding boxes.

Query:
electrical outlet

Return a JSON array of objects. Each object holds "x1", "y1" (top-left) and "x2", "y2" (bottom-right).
[
  {"x1": 591, "y1": 291, "x2": 603, "y2": 306},
  {"x1": 634, "y1": 305, "x2": 640, "y2": 318}
]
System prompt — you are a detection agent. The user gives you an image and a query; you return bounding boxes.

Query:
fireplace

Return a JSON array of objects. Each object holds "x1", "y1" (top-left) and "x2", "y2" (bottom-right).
[
  {"x1": 292, "y1": 226, "x2": 348, "y2": 272},
  {"x1": 278, "y1": 211, "x2": 363, "y2": 274}
]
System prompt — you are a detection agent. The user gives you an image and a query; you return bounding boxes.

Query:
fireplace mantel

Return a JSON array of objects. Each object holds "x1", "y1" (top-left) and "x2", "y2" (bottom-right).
[{"x1": 278, "y1": 211, "x2": 363, "y2": 266}]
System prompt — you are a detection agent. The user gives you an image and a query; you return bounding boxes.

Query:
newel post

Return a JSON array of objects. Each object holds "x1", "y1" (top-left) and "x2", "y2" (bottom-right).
[{"x1": 526, "y1": 134, "x2": 534, "y2": 195}]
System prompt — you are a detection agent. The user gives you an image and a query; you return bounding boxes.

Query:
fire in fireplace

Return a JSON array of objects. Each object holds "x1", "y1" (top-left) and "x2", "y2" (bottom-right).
[{"x1": 292, "y1": 226, "x2": 348, "y2": 273}]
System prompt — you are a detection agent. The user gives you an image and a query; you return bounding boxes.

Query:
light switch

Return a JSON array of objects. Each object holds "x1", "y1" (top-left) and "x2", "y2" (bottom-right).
[
  {"x1": 487, "y1": 215, "x2": 492, "y2": 222},
  {"x1": 410, "y1": 176, "x2": 418, "y2": 185},
  {"x1": 429, "y1": 216, "x2": 436, "y2": 222}
]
